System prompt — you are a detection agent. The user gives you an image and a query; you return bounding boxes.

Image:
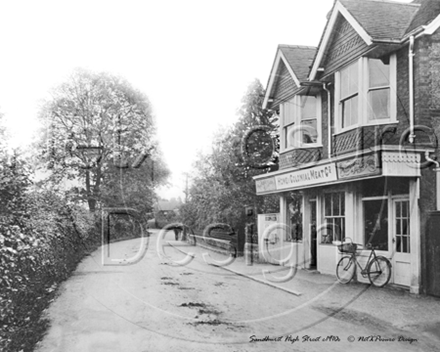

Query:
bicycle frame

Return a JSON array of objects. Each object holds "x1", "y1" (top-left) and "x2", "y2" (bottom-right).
[{"x1": 347, "y1": 247, "x2": 379, "y2": 277}]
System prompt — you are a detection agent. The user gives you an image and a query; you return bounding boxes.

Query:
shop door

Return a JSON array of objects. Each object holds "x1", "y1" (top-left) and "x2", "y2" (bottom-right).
[{"x1": 393, "y1": 199, "x2": 411, "y2": 287}]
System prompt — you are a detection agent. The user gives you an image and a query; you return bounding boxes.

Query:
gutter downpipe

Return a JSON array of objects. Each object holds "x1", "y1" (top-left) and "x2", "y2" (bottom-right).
[
  {"x1": 323, "y1": 83, "x2": 332, "y2": 158},
  {"x1": 409, "y1": 35, "x2": 416, "y2": 143},
  {"x1": 425, "y1": 151, "x2": 440, "y2": 211}
]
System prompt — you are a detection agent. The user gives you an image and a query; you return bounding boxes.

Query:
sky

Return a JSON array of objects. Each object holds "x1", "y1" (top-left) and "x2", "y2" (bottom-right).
[{"x1": 0, "y1": 0, "x2": 412, "y2": 200}]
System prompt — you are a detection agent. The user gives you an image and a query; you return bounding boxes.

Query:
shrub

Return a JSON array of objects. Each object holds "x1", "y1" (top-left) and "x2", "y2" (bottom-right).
[{"x1": 0, "y1": 156, "x2": 100, "y2": 352}]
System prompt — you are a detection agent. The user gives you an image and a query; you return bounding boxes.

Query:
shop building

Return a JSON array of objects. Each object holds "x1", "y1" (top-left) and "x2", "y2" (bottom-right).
[{"x1": 254, "y1": 0, "x2": 440, "y2": 295}]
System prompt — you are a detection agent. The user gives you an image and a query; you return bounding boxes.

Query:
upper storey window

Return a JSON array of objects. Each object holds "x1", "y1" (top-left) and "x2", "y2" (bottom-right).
[
  {"x1": 335, "y1": 55, "x2": 396, "y2": 133},
  {"x1": 281, "y1": 95, "x2": 321, "y2": 151},
  {"x1": 367, "y1": 58, "x2": 390, "y2": 121},
  {"x1": 340, "y1": 61, "x2": 359, "y2": 129}
]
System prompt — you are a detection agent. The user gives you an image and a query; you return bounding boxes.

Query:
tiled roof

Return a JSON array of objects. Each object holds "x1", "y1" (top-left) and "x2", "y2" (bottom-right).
[
  {"x1": 278, "y1": 45, "x2": 317, "y2": 81},
  {"x1": 406, "y1": 0, "x2": 440, "y2": 33},
  {"x1": 340, "y1": 0, "x2": 420, "y2": 41}
]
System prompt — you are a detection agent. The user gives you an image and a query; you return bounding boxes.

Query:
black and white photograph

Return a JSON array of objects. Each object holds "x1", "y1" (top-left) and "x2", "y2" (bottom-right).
[{"x1": 1, "y1": 0, "x2": 440, "y2": 351}]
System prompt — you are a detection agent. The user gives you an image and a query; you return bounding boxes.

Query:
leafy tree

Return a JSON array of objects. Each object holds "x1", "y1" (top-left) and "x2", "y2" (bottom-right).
[
  {"x1": 100, "y1": 156, "x2": 170, "y2": 220},
  {"x1": 38, "y1": 68, "x2": 169, "y2": 211}
]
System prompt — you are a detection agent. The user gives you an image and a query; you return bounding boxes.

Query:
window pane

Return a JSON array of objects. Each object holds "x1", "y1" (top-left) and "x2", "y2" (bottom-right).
[
  {"x1": 342, "y1": 95, "x2": 358, "y2": 128},
  {"x1": 396, "y1": 236, "x2": 401, "y2": 252},
  {"x1": 284, "y1": 100, "x2": 296, "y2": 125},
  {"x1": 368, "y1": 88, "x2": 390, "y2": 121},
  {"x1": 341, "y1": 61, "x2": 358, "y2": 98},
  {"x1": 402, "y1": 201, "x2": 408, "y2": 218},
  {"x1": 402, "y1": 219, "x2": 408, "y2": 235},
  {"x1": 402, "y1": 236, "x2": 408, "y2": 253},
  {"x1": 325, "y1": 194, "x2": 332, "y2": 216},
  {"x1": 369, "y1": 59, "x2": 389, "y2": 88},
  {"x1": 301, "y1": 119, "x2": 317, "y2": 144},
  {"x1": 301, "y1": 96, "x2": 316, "y2": 119},
  {"x1": 340, "y1": 193, "x2": 345, "y2": 215},
  {"x1": 285, "y1": 124, "x2": 296, "y2": 148},
  {"x1": 364, "y1": 199, "x2": 388, "y2": 251},
  {"x1": 334, "y1": 194, "x2": 340, "y2": 215},
  {"x1": 334, "y1": 218, "x2": 343, "y2": 242},
  {"x1": 322, "y1": 219, "x2": 333, "y2": 243}
]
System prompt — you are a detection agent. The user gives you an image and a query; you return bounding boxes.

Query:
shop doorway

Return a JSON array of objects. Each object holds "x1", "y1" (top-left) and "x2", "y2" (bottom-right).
[{"x1": 392, "y1": 199, "x2": 411, "y2": 286}]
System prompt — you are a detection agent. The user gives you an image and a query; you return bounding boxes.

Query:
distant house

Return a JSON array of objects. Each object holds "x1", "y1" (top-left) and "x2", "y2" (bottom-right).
[
  {"x1": 255, "y1": 0, "x2": 440, "y2": 295},
  {"x1": 147, "y1": 198, "x2": 182, "y2": 229}
]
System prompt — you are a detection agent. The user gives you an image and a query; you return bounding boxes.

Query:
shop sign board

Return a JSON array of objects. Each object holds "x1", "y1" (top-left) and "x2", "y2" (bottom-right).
[
  {"x1": 275, "y1": 163, "x2": 337, "y2": 191},
  {"x1": 255, "y1": 177, "x2": 277, "y2": 194},
  {"x1": 256, "y1": 163, "x2": 338, "y2": 194}
]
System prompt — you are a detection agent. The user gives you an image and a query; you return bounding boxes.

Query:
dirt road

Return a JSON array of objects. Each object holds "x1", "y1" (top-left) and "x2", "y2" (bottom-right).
[{"x1": 35, "y1": 231, "x2": 436, "y2": 352}]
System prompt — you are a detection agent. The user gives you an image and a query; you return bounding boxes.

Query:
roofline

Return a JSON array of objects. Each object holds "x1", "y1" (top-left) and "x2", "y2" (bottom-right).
[
  {"x1": 309, "y1": 1, "x2": 373, "y2": 81},
  {"x1": 263, "y1": 48, "x2": 301, "y2": 109},
  {"x1": 423, "y1": 13, "x2": 440, "y2": 35}
]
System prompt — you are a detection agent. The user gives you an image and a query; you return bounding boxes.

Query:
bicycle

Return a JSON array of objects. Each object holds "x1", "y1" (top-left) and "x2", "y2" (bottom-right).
[{"x1": 335, "y1": 238, "x2": 392, "y2": 287}]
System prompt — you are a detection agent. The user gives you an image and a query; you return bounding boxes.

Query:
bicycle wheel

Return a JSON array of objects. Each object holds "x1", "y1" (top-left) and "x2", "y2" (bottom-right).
[
  {"x1": 336, "y1": 256, "x2": 356, "y2": 284},
  {"x1": 367, "y1": 256, "x2": 391, "y2": 287}
]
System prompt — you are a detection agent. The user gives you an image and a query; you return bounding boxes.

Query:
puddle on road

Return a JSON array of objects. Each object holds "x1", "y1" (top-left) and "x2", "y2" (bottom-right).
[
  {"x1": 179, "y1": 302, "x2": 206, "y2": 308},
  {"x1": 161, "y1": 277, "x2": 180, "y2": 286},
  {"x1": 179, "y1": 302, "x2": 246, "y2": 329}
]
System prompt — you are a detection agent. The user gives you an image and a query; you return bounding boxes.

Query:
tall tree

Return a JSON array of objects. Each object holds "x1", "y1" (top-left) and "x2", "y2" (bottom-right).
[{"x1": 38, "y1": 68, "x2": 169, "y2": 211}]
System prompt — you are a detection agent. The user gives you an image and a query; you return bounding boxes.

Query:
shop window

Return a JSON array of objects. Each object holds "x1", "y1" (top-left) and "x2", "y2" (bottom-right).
[
  {"x1": 335, "y1": 55, "x2": 396, "y2": 133},
  {"x1": 282, "y1": 95, "x2": 321, "y2": 150},
  {"x1": 323, "y1": 192, "x2": 345, "y2": 243},
  {"x1": 288, "y1": 193, "x2": 302, "y2": 241},
  {"x1": 364, "y1": 199, "x2": 388, "y2": 251}
]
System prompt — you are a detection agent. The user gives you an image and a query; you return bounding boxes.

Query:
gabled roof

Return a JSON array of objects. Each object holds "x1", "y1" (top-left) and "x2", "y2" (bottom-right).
[
  {"x1": 340, "y1": 0, "x2": 419, "y2": 41},
  {"x1": 407, "y1": 0, "x2": 440, "y2": 33},
  {"x1": 279, "y1": 45, "x2": 316, "y2": 82},
  {"x1": 310, "y1": 0, "x2": 440, "y2": 80},
  {"x1": 263, "y1": 45, "x2": 317, "y2": 109}
]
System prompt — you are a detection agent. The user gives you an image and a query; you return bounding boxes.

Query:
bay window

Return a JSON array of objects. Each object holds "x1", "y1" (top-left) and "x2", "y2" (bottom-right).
[
  {"x1": 282, "y1": 95, "x2": 321, "y2": 150},
  {"x1": 335, "y1": 54, "x2": 396, "y2": 133}
]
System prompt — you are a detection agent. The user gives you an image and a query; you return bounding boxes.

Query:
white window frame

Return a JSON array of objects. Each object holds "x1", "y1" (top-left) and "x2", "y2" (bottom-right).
[
  {"x1": 334, "y1": 54, "x2": 397, "y2": 134},
  {"x1": 281, "y1": 95, "x2": 322, "y2": 152},
  {"x1": 322, "y1": 191, "x2": 346, "y2": 243}
]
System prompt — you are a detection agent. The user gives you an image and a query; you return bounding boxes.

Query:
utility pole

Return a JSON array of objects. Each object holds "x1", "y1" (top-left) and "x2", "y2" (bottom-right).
[{"x1": 183, "y1": 172, "x2": 189, "y2": 203}]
